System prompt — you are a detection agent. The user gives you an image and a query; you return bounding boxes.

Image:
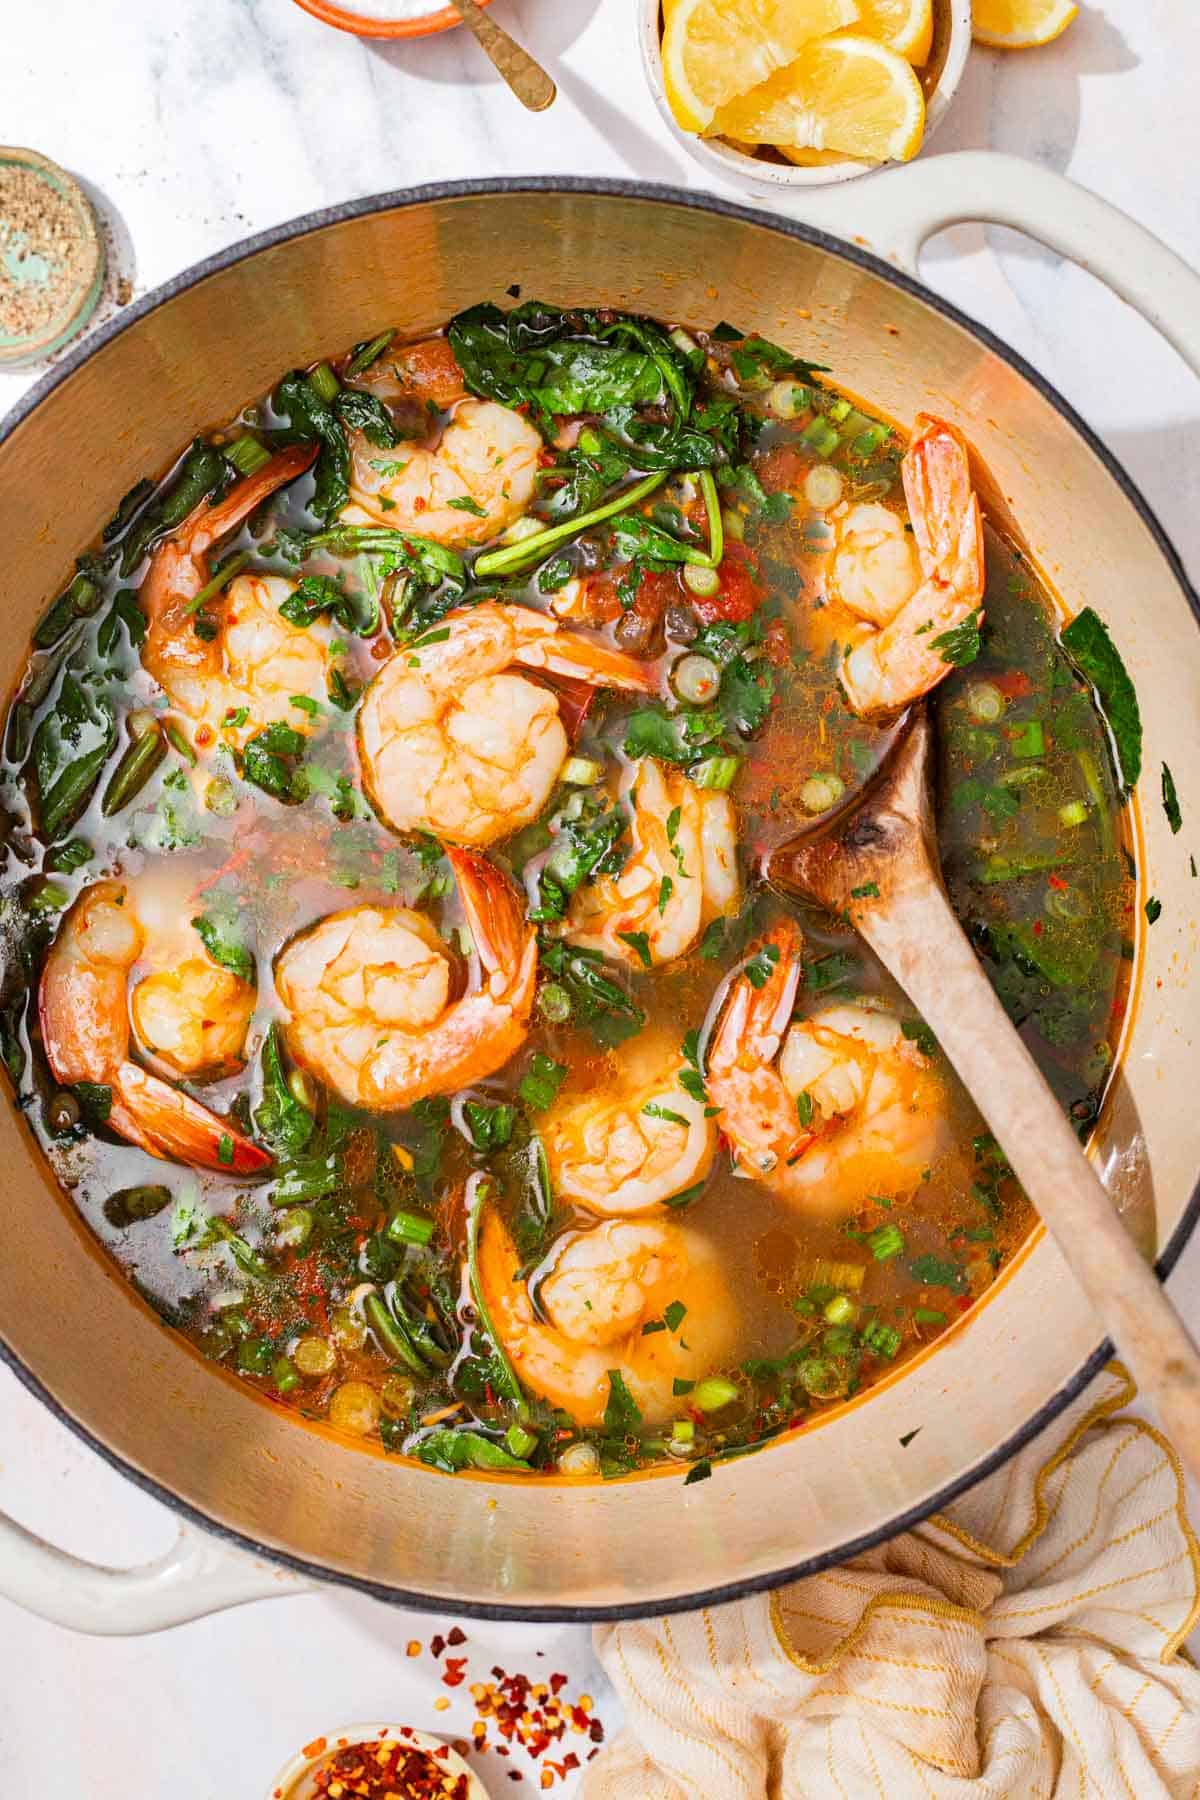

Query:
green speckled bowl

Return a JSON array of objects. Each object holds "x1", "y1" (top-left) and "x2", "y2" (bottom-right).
[{"x1": 0, "y1": 146, "x2": 104, "y2": 367}]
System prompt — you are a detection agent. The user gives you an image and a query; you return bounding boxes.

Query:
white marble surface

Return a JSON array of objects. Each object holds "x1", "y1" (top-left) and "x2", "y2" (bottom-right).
[{"x1": 2, "y1": 3, "x2": 1200, "y2": 1795}]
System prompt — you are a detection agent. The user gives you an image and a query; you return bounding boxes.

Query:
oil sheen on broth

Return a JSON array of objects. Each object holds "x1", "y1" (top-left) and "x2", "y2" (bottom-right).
[{"x1": 0, "y1": 306, "x2": 1134, "y2": 1482}]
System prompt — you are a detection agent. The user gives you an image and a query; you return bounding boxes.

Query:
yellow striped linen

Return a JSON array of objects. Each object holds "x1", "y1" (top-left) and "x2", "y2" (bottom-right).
[{"x1": 585, "y1": 1365, "x2": 1200, "y2": 1797}]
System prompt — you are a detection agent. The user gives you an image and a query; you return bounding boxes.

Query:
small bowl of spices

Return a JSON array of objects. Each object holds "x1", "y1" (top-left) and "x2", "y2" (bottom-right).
[
  {"x1": 267, "y1": 1723, "x2": 491, "y2": 1800},
  {"x1": 0, "y1": 146, "x2": 104, "y2": 367}
]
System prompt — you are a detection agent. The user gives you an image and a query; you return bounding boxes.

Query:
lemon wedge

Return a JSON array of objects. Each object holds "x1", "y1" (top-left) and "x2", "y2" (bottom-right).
[
  {"x1": 662, "y1": 0, "x2": 862, "y2": 134},
  {"x1": 972, "y1": 0, "x2": 1078, "y2": 48},
  {"x1": 854, "y1": 0, "x2": 933, "y2": 64},
  {"x1": 713, "y1": 34, "x2": 926, "y2": 163}
]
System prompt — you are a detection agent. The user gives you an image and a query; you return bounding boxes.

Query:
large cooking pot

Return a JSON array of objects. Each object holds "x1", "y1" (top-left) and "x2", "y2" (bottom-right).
[{"x1": 1, "y1": 160, "x2": 1198, "y2": 1631}]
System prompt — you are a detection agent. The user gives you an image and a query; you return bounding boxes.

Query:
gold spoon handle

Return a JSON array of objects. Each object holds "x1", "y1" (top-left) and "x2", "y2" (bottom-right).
[{"x1": 449, "y1": 0, "x2": 556, "y2": 113}]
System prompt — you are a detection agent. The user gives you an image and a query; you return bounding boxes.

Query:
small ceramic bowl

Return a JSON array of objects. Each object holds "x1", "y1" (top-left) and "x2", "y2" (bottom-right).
[
  {"x1": 266, "y1": 1723, "x2": 492, "y2": 1799},
  {"x1": 291, "y1": 0, "x2": 493, "y2": 40},
  {"x1": 639, "y1": 0, "x2": 972, "y2": 191}
]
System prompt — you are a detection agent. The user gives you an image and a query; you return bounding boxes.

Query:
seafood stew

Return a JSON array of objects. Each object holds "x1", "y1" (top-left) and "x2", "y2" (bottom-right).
[{"x1": 2, "y1": 303, "x2": 1135, "y2": 1483}]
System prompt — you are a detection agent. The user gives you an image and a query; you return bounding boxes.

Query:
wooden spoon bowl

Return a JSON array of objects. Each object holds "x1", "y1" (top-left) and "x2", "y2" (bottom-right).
[{"x1": 766, "y1": 709, "x2": 1200, "y2": 1476}]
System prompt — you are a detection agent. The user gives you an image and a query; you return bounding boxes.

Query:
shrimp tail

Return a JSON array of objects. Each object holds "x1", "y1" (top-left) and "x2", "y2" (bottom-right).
[
  {"x1": 448, "y1": 848, "x2": 538, "y2": 1003},
  {"x1": 142, "y1": 444, "x2": 318, "y2": 632},
  {"x1": 113, "y1": 1062, "x2": 272, "y2": 1174},
  {"x1": 711, "y1": 921, "x2": 804, "y2": 1071},
  {"x1": 904, "y1": 415, "x2": 984, "y2": 597},
  {"x1": 511, "y1": 627, "x2": 655, "y2": 693},
  {"x1": 190, "y1": 444, "x2": 319, "y2": 558}
]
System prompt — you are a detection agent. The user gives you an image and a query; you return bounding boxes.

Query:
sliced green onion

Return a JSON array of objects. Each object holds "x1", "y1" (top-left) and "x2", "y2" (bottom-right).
[
  {"x1": 827, "y1": 399, "x2": 852, "y2": 424},
  {"x1": 165, "y1": 722, "x2": 197, "y2": 765},
  {"x1": 671, "y1": 1418, "x2": 695, "y2": 1443},
  {"x1": 184, "y1": 549, "x2": 251, "y2": 616},
  {"x1": 800, "y1": 772, "x2": 844, "y2": 814},
  {"x1": 271, "y1": 1355, "x2": 300, "y2": 1395},
  {"x1": 362, "y1": 1290, "x2": 425, "y2": 1374},
  {"x1": 767, "y1": 380, "x2": 808, "y2": 419},
  {"x1": 308, "y1": 361, "x2": 341, "y2": 404},
  {"x1": 205, "y1": 777, "x2": 237, "y2": 816},
  {"x1": 691, "y1": 1376, "x2": 739, "y2": 1413},
  {"x1": 475, "y1": 472, "x2": 668, "y2": 578},
  {"x1": 802, "y1": 417, "x2": 840, "y2": 458},
  {"x1": 868, "y1": 1222, "x2": 906, "y2": 1261},
  {"x1": 386, "y1": 1209, "x2": 435, "y2": 1247},
  {"x1": 126, "y1": 707, "x2": 160, "y2": 740},
  {"x1": 500, "y1": 514, "x2": 546, "y2": 546},
  {"x1": 670, "y1": 327, "x2": 699, "y2": 357},
  {"x1": 576, "y1": 426, "x2": 604, "y2": 456},
  {"x1": 274, "y1": 1207, "x2": 314, "y2": 1251},
  {"x1": 1009, "y1": 719, "x2": 1046, "y2": 758},
  {"x1": 344, "y1": 328, "x2": 396, "y2": 378},
  {"x1": 672, "y1": 653, "x2": 721, "y2": 705},
  {"x1": 823, "y1": 1294, "x2": 859, "y2": 1326},
  {"x1": 561, "y1": 755, "x2": 602, "y2": 786},
  {"x1": 851, "y1": 423, "x2": 889, "y2": 457},
  {"x1": 913, "y1": 1307, "x2": 946, "y2": 1326},
  {"x1": 538, "y1": 982, "x2": 572, "y2": 1024},
  {"x1": 803, "y1": 464, "x2": 844, "y2": 510},
  {"x1": 965, "y1": 681, "x2": 1005, "y2": 724},
  {"x1": 1046, "y1": 884, "x2": 1090, "y2": 923},
  {"x1": 721, "y1": 507, "x2": 745, "y2": 543},
  {"x1": 224, "y1": 434, "x2": 271, "y2": 477},
  {"x1": 683, "y1": 563, "x2": 721, "y2": 598},
  {"x1": 691, "y1": 756, "x2": 740, "y2": 792},
  {"x1": 559, "y1": 1441, "x2": 600, "y2": 1476},
  {"x1": 505, "y1": 1423, "x2": 538, "y2": 1460},
  {"x1": 1058, "y1": 799, "x2": 1089, "y2": 828},
  {"x1": 696, "y1": 468, "x2": 724, "y2": 570}
]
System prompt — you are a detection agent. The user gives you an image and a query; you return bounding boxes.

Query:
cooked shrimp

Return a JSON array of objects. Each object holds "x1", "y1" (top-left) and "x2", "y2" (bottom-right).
[
  {"x1": 477, "y1": 1212, "x2": 736, "y2": 1427},
  {"x1": 543, "y1": 1032, "x2": 717, "y2": 1215},
  {"x1": 39, "y1": 878, "x2": 266, "y2": 1173},
  {"x1": 141, "y1": 445, "x2": 337, "y2": 750},
  {"x1": 349, "y1": 336, "x2": 467, "y2": 409},
  {"x1": 343, "y1": 399, "x2": 542, "y2": 547},
  {"x1": 827, "y1": 414, "x2": 984, "y2": 715},
  {"x1": 357, "y1": 601, "x2": 653, "y2": 848},
  {"x1": 707, "y1": 920, "x2": 946, "y2": 1216},
  {"x1": 274, "y1": 849, "x2": 535, "y2": 1111},
  {"x1": 564, "y1": 758, "x2": 740, "y2": 968}
]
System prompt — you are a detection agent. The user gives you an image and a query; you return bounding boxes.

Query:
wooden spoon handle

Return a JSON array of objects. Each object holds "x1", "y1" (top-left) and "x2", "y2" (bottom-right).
[
  {"x1": 860, "y1": 877, "x2": 1200, "y2": 1474},
  {"x1": 450, "y1": 0, "x2": 556, "y2": 113}
]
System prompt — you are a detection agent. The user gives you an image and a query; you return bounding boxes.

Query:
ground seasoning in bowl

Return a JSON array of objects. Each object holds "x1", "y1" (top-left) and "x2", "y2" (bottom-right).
[{"x1": 0, "y1": 147, "x2": 103, "y2": 364}]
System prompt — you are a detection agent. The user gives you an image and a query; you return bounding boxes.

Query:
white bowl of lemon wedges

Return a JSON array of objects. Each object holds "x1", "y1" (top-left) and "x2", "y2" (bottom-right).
[{"x1": 642, "y1": 0, "x2": 1079, "y2": 190}]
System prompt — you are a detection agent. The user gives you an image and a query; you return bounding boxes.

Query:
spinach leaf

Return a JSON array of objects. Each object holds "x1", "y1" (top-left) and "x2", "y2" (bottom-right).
[
  {"x1": 1162, "y1": 763, "x2": 1182, "y2": 835},
  {"x1": 241, "y1": 722, "x2": 308, "y2": 803},
  {"x1": 531, "y1": 810, "x2": 627, "y2": 921},
  {"x1": 332, "y1": 388, "x2": 397, "y2": 449},
  {"x1": 192, "y1": 898, "x2": 255, "y2": 985},
  {"x1": 416, "y1": 1428, "x2": 530, "y2": 1474},
  {"x1": 908, "y1": 1254, "x2": 968, "y2": 1294},
  {"x1": 538, "y1": 938, "x2": 645, "y2": 1046},
  {"x1": 274, "y1": 370, "x2": 349, "y2": 525},
  {"x1": 254, "y1": 1024, "x2": 314, "y2": 1158},
  {"x1": 448, "y1": 301, "x2": 692, "y2": 422},
  {"x1": 604, "y1": 1369, "x2": 643, "y2": 1436},
  {"x1": 117, "y1": 442, "x2": 228, "y2": 576},
  {"x1": 278, "y1": 573, "x2": 379, "y2": 637},
  {"x1": 1060, "y1": 607, "x2": 1142, "y2": 790}
]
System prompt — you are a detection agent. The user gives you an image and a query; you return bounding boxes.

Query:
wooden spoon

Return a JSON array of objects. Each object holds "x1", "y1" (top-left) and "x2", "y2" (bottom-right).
[
  {"x1": 765, "y1": 708, "x2": 1200, "y2": 1476},
  {"x1": 448, "y1": 0, "x2": 556, "y2": 112}
]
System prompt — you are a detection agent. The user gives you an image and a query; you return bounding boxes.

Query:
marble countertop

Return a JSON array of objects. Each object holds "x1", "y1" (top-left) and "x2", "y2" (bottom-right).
[{"x1": 3, "y1": 3, "x2": 1200, "y2": 1794}]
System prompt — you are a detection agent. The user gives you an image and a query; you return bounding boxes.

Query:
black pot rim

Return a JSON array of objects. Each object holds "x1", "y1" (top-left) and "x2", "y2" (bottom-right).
[{"x1": 2, "y1": 174, "x2": 1197, "y2": 1625}]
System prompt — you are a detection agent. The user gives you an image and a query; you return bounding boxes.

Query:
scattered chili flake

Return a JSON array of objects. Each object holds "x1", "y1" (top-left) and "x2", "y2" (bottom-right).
[{"x1": 447, "y1": 1626, "x2": 467, "y2": 1646}]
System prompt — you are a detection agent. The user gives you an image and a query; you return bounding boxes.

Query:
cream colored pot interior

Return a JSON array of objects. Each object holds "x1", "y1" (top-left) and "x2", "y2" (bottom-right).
[{"x1": 0, "y1": 186, "x2": 1195, "y2": 1615}]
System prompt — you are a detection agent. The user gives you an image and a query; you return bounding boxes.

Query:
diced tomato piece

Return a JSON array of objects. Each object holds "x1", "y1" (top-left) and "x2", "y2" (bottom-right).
[
  {"x1": 692, "y1": 543, "x2": 764, "y2": 624},
  {"x1": 992, "y1": 669, "x2": 1033, "y2": 699}
]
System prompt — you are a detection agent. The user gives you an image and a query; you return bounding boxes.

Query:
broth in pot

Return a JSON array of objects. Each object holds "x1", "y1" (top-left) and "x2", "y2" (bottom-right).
[{"x1": 0, "y1": 303, "x2": 1134, "y2": 1483}]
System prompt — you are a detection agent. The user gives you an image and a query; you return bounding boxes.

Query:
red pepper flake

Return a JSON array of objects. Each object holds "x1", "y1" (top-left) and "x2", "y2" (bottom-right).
[
  {"x1": 1047, "y1": 872, "x2": 1068, "y2": 891},
  {"x1": 447, "y1": 1626, "x2": 467, "y2": 1646},
  {"x1": 430, "y1": 1634, "x2": 447, "y2": 1657},
  {"x1": 549, "y1": 1673, "x2": 568, "y2": 1695},
  {"x1": 1032, "y1": 919, "x2": 1044, "y2": 936}
]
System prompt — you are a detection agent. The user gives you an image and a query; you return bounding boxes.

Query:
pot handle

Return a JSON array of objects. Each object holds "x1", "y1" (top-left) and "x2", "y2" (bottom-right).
[
  {"x1": 0, "y1": 1505, "x2": 309, "y2": 1634},
  {"x1": 782, "y1": 150, "x2": 1200, "y2": 378}
]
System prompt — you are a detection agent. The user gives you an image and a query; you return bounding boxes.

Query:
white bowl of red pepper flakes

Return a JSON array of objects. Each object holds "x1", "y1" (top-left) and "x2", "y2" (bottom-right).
[{"x1": 266, "y1": 1724, "x2": 491, "y2": 1800}]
